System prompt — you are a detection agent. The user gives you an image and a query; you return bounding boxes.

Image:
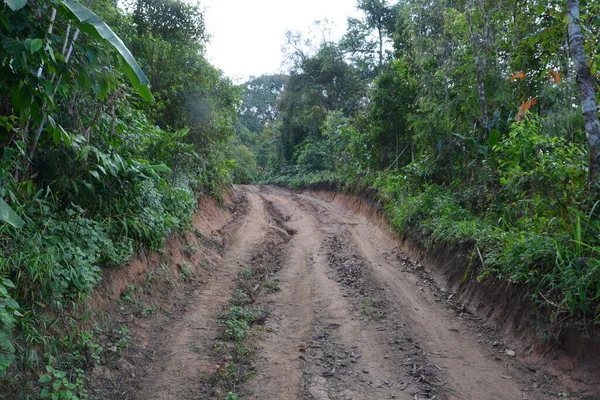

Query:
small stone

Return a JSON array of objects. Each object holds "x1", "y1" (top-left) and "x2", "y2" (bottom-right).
[{"x1": 505, "y1": 349, "x2": 516, "y2": 357}]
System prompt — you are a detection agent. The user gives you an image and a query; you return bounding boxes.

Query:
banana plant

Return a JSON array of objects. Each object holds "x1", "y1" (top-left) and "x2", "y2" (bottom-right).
[
  {"x1": 58, "y1": 0, "x2": 153, "y2": 102},
  {"x1": 5, "y1": 0, "x2": 152, "y2": 102},
  {"x1": 3, "y1": 0, "x2": 26, "y2": 11},
  {"x1": 2, "y1": 0, "x2": 152, "y2": 227}
]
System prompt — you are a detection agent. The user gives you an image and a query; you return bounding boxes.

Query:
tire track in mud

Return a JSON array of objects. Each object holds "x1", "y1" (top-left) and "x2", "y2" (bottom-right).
[
  {"x1": 135, "y1": 187, "x2": 278, "y2": 400},
  {"x1": 93, "y1": 187, "x2": 296, "y2": 400},
  {"x1": 241, "y1": 188, "x2": 423, "y2": 400},
  {"x1": 236, "y1": 186, "x2": 550, "y2": 400},
  {"x1": 309, "y1": 229, "x2": 442, "y2": 399},
  {"x1": 290, "y1": 190, "x2": 547, "y2": 400},
  {"x1": 293, "y1": 197, "x2": 438, "y2": 400},
  {"x1": 203, "y1": 193, "x2": 296, "y2": 399}
]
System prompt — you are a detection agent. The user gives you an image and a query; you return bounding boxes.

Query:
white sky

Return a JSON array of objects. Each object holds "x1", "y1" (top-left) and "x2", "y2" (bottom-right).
[{"x1": 200, "y1": 0, "x2": 360, "y2": 83}]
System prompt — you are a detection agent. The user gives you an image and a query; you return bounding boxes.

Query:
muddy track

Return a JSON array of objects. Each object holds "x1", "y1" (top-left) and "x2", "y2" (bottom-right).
[{"x1": 92, "y1": 185, "x2": 597, "y2": 400}]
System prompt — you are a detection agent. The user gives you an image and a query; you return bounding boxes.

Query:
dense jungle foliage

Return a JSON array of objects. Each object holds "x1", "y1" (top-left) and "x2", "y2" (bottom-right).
[
  {"x1": 1, "y1": 0, "x2": 600, "y2": 397},
  {"x1": 237, "y1": 0, "x2": 600, "y2": 334},
  {"x1": 1, "y1": 0, "x2": 238, "y2": 396}
]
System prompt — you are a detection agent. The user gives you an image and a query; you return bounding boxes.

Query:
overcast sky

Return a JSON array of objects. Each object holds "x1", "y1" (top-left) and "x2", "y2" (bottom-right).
[{"x1": 201, "y1": 0, "x2": 360, "y2": 83}]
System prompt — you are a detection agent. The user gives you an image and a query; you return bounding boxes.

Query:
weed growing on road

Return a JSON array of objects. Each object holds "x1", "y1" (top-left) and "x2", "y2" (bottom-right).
[
  {"x1": 106, "y1": 326, "x2": 131, "y2": 355},
  {"x1": 232, "y1": 289, "x2": 251, "y2": 305},
  {"x1": 121, "y1": 284, "x2": 139, "y2": 305},
  {"x1": 141, "y1": 305, "x2": 158, "y2": 318},
  {"x1": 220, "y1": 306, "x2": 261, "y2": 341},
  {"x1": 237, "y1": 267, "x2": 253, "y2": 289},
  {"x1": 224, "y1": 392, "x2": 239, "y2": 400},
  {"x1": 211, "y1": 262, "x2": 281, "y2": 396},
  {"x1": 120, "y1": 284, "x2": 159, "y2": 318},
  {"x1": 161, "y1": 263, "x2": 177, "y2": 288},
  {"x1": 263, "y1": 277, "x2": 281, "y2": 293},
  {"x1": 360, "y1": 297, "x2": 386, "y2": 320},
  {"x1": 184, "y1": 243, "x2": 197, "y2": 258}
]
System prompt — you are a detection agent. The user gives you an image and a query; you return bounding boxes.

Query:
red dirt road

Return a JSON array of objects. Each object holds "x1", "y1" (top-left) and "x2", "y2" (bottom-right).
[{"x1": 92, "y1": 185, "x2": 597, "y2": 400}]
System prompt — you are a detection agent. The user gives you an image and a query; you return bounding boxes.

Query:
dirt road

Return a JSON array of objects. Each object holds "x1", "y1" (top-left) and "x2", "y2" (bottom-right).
[{"x1": 94, "y1": 185, "x2": 591, "y2": 400}]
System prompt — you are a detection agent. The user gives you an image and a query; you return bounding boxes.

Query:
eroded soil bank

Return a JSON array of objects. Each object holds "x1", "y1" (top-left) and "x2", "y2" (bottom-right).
[{"x1": 87, "y1": 185, "x2": 600, "y2": 400}]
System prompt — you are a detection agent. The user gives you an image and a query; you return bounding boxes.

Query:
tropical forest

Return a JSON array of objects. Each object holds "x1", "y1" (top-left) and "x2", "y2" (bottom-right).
[{"x1": 1, "y1": 0, "x2": 599, "y2": 399}]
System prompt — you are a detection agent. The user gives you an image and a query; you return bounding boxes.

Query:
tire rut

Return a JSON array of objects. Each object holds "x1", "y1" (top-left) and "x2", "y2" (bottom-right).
[
  {"x1": 235, "y1": 186, "x2": 555, "y2": 400},
  {"x1": 242, "y1": 188, "x2": 422, "y2": 399},
  {"x1": 95, "y1": 185, "x2": 586, "y2": 400},
  {"x1": 139, "y1": 189, "x2": 270, "y2": 400},
  {"x1": 293, "y1": 190, "x2": 549, "y2": 400},
  {"x1": 96, "y1": 187, "x2": 295, "y2": 400}
]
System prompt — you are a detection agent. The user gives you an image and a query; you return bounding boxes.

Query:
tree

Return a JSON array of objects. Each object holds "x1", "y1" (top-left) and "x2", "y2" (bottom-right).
[
  {"x1": 131, "y1": 0, "x2": 206, "y2": 44},
  {"x1": 359, "y1": 0, "x2": 396, "y2": 68},
  {"x1": 238, "y1": 74, "x2": 288, "y2": 135},
  {"x1": 277, "y1": 44, "x2": 364, "y2": 164},
  {"x1": 567, "y1": 0, "x2": 600, "y2": 184},
  {"x1": 125, "y1": 0, "x2": 238, "y2": 155},
  {"x1": 364, "y1": 58, "x2": 416, "y2": 170},
  {"x1": 341, "y1": 0, "x2": 397, "y2": 75}
]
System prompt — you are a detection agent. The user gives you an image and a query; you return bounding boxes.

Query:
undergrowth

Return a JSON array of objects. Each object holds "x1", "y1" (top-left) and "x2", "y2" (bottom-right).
[
  {"x1": 267, "y1": 118, "x2": 600, "y2": 333},
  {"x1": 0, "y1": 161, "x2": 230, "y2": 397},
  {"x1": 0, "y1": 0, "x2": 240, "y2": 396}
]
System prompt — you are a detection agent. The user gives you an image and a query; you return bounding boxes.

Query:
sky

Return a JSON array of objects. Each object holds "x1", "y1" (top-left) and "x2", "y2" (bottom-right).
[{"x1": 200, "y1": 0, "x2": 360, "y2": 83}]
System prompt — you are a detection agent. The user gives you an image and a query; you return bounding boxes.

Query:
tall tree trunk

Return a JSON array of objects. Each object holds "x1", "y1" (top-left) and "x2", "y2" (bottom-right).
[
  {"x1": 377, "y1": 26, "x2": 383, "y2": 69},
  {"x1": 567, "y1": 0, "x2": 600, "y2": 184},
  {"x1": 466, "y1": 2, "x2": 490, "y2": 141}
]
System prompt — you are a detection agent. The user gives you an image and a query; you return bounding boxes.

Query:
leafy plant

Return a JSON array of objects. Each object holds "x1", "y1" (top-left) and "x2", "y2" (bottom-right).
[
  {"x1": 179, "y1": 263, "x2": 192, "y2": 281},
  {"x1": 0, "y1": 278, "x2": 20, "y2": 378},
  {"x1": 39, "y1": 365, "x2": 87, "y2": 399},
  {"x1": 220, "y1": 306, "x2": 261, "y2": 342},
  {"x1": 58, "y1": 0, "x2": 152, "y2": 101},
  {"x1": 0, "y1": 197, "x2": 25, "y2": 228},
  {"x1": 0, "y1": 0, "x2": 238, "y2": 395}
]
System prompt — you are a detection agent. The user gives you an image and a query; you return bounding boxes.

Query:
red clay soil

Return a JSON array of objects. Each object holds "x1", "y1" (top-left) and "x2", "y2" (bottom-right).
[{"x1": 86, "y1": 185, "x2": 600, "y2": 400}]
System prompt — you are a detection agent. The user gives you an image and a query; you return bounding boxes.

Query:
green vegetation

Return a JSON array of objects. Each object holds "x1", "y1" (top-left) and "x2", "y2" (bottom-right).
[
  {"x1": 1, "y1": 0, "x2": 238, "y2": 396},
  {"x1": 213, "y1": 263, "x2": 276, "y2": 397},
  {"x1": 233, "y1": 0, "x2": 600, "y2": 330},
  {"x1": 2, "y1": 0, "x2": 600, "y2": 396},
  {"x1": 220, "y1": 306, "x2": 261, "y2": 342}
]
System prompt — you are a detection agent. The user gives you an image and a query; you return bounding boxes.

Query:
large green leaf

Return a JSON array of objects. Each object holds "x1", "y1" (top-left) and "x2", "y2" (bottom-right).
[
  {"x1": 4, "y1": 0, "x2": 27, "y2": 11},
  {"x1": 0, "y1": 197, "x2": 25, "y2": 228},
  {"x1": 58, "y1": 0, "x2": 154, "y2": 102},
  {"x1": 488, "y1": 129, "x2": 501, "y2": 148}
]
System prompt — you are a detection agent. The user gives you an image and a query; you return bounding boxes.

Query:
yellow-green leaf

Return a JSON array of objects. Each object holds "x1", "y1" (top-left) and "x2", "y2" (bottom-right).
[
  {"x1": 0, "y1": 197, "x2": 25, "y2": 228},
  {"x1": 29, "y1": 39, "x2": 43, "y2": 53}
]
